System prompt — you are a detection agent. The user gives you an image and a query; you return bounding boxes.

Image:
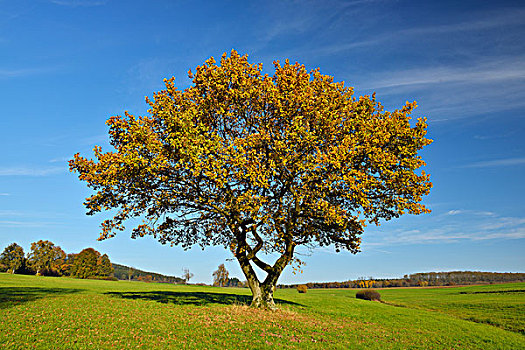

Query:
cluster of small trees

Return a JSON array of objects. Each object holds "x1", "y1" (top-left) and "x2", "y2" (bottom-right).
[
  {"x1": 279, "y1": 271, "x2": 525, "y2": 289},
  {"x1": 212, "y1": 264, "x2": 244, "y2": 287},
  {"x1": 66, "y1": 247, "x2": 113, "y2": 279},
  {"x1": 0, "y1": 241, "x2": 113, "y2": 279}
]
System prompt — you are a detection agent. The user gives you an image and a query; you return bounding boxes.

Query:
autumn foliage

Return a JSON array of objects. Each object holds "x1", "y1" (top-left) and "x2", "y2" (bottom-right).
[
  {"x1": 213, "y1": 264, "x2": 230, "y2": 287},
  {"x1": 70, "y1": 50, "x2": 432, "y2": 308},
  {"x1": 296, "y1": 284, "x2": 308, "y2": 293},
  {"x1": 0, "y1": 243, "x2": 25, "y2": 274},
  {"x1": 68, "y1": 248, "x2": 114, "y2": 279},
  {"x1": 27, "y1": 240, "x2": 66, "y2": 276}
]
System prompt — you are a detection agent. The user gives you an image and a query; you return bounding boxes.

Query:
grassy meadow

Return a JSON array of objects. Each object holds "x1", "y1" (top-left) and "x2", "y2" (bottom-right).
[{"x1": 0, "y1": 273, "x2": 523, "y2": 349}]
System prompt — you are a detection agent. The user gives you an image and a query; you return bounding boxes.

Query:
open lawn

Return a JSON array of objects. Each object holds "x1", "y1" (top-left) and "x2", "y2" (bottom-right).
[{"x1": 0, "y1": 273, "x2": 523, "y2": 349}]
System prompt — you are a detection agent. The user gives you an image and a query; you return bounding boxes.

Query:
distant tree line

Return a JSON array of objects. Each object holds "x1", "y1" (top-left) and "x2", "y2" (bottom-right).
[
  {"x1": 406, "y1": 271, "x2": 525, "y2": 286},
  {"x1": 278, "y1": 271, "x2": 525, "y2": 289},
  {"x1": 0, "y1": 241, "x2": 114, "y2": 279},
  {"x1": 112, "y1": 263, "x2": 184, "y2": 284},
  {"x1": 0, "y1": 241, "x2": 194, "y2": 285}
]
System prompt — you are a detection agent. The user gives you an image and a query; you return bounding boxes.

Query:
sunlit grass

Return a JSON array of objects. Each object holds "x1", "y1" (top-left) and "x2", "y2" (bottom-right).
[
  {"x1": 0, "y1": 273, "x2": 523, "y2": 349},
  {"x1": 378, "y1": 283, "x2": 525, "y2": 334}
]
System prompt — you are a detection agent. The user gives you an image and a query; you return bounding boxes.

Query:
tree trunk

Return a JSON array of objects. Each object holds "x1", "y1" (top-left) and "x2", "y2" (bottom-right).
[
  {"x1": 248, "y1": 281, "x2": 277, "y2": 310},
  {"x1": 235, "y1": 252, "x2": 278, "y2": 310},
  {"x1": 232, "y1": 224, "x2": 295, "y2": 310}
]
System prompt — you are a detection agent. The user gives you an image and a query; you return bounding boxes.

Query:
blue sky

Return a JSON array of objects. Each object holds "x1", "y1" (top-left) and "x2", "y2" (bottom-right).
[{"x1": 1, "y1": 0, "x2": 524, "y2": 284}]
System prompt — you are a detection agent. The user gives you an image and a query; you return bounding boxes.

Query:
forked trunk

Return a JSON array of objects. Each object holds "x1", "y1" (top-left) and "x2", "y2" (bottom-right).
[
  {"x1": 233, "y1": 225, "x2": 295, "y2": 310},
  {"x1": 248, "y1": 282, "x2": 276, "y2": 310},
  {"x1": 236, "y1": 254, "x2": 279, "y2": 310}
]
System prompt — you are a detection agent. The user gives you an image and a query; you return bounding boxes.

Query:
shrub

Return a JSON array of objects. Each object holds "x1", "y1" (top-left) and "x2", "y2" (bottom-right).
[
  {"x1": 297, "y1": 284, "x2": 308, "y2": 293},
  {"x1": 356, "y1": 289, "x2": 381, "y2": 301}
]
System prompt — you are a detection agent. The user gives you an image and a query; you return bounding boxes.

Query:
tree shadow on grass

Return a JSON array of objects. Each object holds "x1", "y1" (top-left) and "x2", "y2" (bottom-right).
[
  {"x1": 105, "y1": 290, "x2": 303, "y2": 307},
  {"x1": 0, "y1": 287, "x2": 82, "y2": 309}
]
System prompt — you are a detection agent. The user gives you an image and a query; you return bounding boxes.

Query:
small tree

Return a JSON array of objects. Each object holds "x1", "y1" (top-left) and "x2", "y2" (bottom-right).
[
  {"x1": 182, "y1": 268, "x2": 194, "y2": 284},
  {"x1": 97, "y1": 253, "x2": 114, "y2": 277},
  {"x1": 70, "y1": 50, "x2": 432, "y2": 309},
  {"x1": 27, "y1": 240, "x2": 65, "y2": 276},
  {"x1": 212, "y1": 264, "x2": 229, "y2": 287},
  {"x1": 0, "y1": 243, "x2": 25, "y2": 274}
]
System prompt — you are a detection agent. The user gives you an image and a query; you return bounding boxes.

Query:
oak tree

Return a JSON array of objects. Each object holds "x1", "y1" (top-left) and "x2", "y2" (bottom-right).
[
  {"x1": 70, "y1": 50, "x2": 432, "y2": 308},
  {"x1": 27, "y1": 240, "x2": 66, "y2": 276},
  {"x1": 0, "y1": 243, "x2": 25, "y2": 274}
]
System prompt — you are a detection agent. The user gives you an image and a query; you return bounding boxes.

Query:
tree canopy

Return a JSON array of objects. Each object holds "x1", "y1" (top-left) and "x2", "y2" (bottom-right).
[
  {"x1": 212, "y1": 264, "x2": 229, "y2": 287},
  {"x1": 70, "y1": 50, "x2": 432, "y2": 308},
  {"x1": 27, "y1": 240, "x2": 65, "y2": 276},
  {"x1": 0, "y1": 243, "x2": 25, "y2": 274},
  {"x1": 69, "y1": 248, "x2": 114, "y2": 279}
]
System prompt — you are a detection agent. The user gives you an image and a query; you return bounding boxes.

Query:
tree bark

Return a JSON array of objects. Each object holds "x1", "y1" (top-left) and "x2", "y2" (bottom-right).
[
  {"x1": 248, "y1": 282, "x2": 276, "y2": 309},
  {"x1": 230, "y1": 218, "x2": 297, "y2": 310},
  {"x1": 236, "y1": 256, "x2": 276, "y2": 309},
  {"x1": 233, "y1": 235, "x2": 295, "y2": 309}
]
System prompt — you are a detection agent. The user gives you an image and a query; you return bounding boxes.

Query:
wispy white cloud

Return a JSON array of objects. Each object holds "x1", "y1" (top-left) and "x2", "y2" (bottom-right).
[
  {"x1": 362, "y1": 57, "x2": 525, "y2": 90},
  {"x1": 0, "y1": 68, "x2": 53, "y2": 79},
  {"x1": 352, "y1": 56, "x2": 525, "y2": 121},
  {"x1": 0, "y1": 210, "x2": 21, "y2": 216},
  {"x1": 82, "y1": 134, "x2": 109, "y2": 145},
  {"x1": 472, "y1": 227, "x2": 525, "y2": 241},
  {"x1": 445, "y1": 210, "x2": 496, "y2": 217},
  {"x1": 478, "y1": 217, "x2": 525, "y2": 231},
  {"x1": 49, "y1": 0, "x2": 107, "y2": 6},
  {"x1": 0, "y1": 220, "x2": 57, "y2": 228},
  {"x1": 463, "y1": 157, "x2": 525, "y2": 168},
  {"x1": 0, "y1": 193, "x2": 9, "y2": 196},
  {"x1": 0, "y1": 209, "x2": 68, "y2": 220},
  {"x1": 0, "y1": 166, "x2": 65, "y2": 176},
  {"x1": 0, "y1": 210, "x2": 67, "y2": 230},
  {"x1": 0, "y1": 5, "x2": 38, "y2": 26},
  {"x1": 400, "y1": 8, "x2": 525, "y2": 36},
  {"x1": 368, "y1": 227, "x2": 525, "y2": 246},
  {"x1": 364, "y1": 209, "x2": 525, "y2": 246},
  {"x1": 49, "y1": 156, "x2": 72, "y2": 164},
  {"x1": 250, "y1": 0, "x2": 386, "y2": 58},
  {"x1": 308, "y1": 8, "x2": 525, "y2": 58}
]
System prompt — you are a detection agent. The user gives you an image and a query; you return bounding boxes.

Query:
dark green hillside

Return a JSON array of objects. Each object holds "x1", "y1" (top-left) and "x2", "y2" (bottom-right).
[{"x1": 112, "y1": 263, "x2": 184, "y2": 284}]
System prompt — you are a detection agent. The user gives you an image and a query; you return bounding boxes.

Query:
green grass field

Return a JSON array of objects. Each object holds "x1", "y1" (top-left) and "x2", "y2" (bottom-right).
[{"x1": 1, "y1": 273, "x2": 523, "y2": 349}]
